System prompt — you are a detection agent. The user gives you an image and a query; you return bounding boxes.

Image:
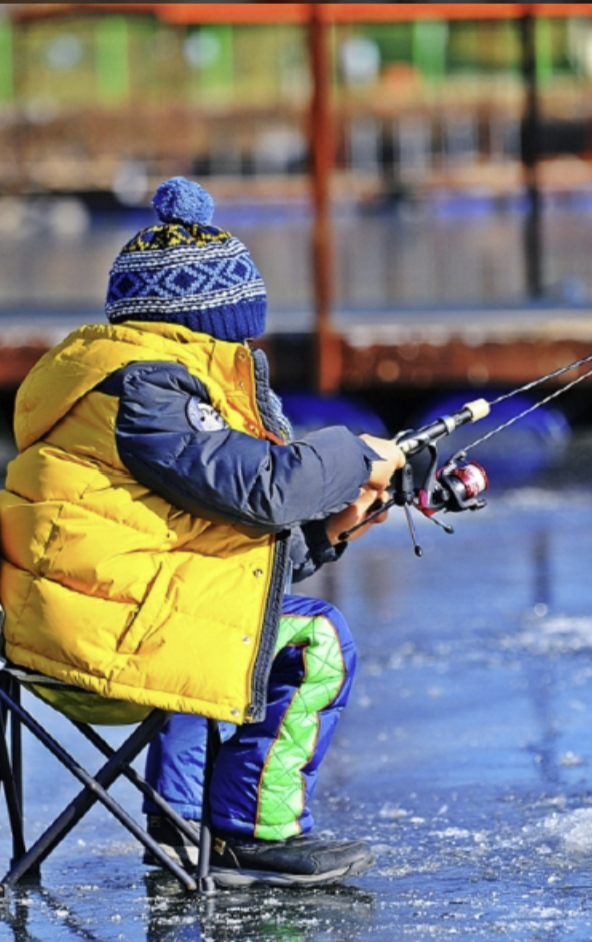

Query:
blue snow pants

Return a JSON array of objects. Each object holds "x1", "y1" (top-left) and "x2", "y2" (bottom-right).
[{"x1": 144, "y1": 594, "x2": 356, "y2": 840}]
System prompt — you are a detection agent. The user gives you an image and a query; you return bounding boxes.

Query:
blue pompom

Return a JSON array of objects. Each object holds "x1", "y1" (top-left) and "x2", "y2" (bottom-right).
[{"x1": 152, "y1": 177, "x2": 215, "y2": 226}]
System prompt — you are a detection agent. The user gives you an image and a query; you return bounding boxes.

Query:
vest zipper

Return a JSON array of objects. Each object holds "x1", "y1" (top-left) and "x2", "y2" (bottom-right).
[{"x1": 246, "y1": 533, "x2": 289, "y2": 723}]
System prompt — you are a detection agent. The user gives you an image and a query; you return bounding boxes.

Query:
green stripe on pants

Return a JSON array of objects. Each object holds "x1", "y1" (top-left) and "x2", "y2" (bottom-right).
[{"x1": 255, "y1": 612, "x2": 347, "y2": 840}]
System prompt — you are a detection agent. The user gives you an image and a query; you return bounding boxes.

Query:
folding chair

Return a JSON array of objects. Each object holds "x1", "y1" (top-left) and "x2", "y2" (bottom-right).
[{"x1": 0, "y1": 607, "x2": 221, "y2": 897}]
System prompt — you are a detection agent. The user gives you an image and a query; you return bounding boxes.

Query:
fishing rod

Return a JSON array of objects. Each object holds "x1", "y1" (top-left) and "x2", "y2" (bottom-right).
[{"x1": 340, "y1": 351, "x2": 592, "y2": 555}]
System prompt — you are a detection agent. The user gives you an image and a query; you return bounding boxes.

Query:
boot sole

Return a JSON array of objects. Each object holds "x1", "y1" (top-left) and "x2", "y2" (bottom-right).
[{"x1": 210, "y1": 853, "x2": 375, "y2": 888}]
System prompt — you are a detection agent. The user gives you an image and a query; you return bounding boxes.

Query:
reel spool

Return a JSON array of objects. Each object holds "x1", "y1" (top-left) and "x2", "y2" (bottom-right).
[{"x1": 433, "y1": 456, "x2": 489, "y2": 514}]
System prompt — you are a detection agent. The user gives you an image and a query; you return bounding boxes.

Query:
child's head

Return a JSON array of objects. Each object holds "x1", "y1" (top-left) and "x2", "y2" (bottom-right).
[{"x1": 105, "y1": 177, "x2": 267, "y2": 343}]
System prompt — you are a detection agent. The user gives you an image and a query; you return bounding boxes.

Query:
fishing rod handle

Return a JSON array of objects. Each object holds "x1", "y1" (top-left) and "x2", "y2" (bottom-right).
[{"x1": 397, "y1": 398, "x2": 490, "y2": 456}]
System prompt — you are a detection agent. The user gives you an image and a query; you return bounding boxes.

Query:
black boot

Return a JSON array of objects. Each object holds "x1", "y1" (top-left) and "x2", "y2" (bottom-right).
[
  {"x1": 143, "y1": 814, "x2": 201, "y2": 868},
  {"x1": 210, "y1": 832, "x2": 375, "y2": 887}
]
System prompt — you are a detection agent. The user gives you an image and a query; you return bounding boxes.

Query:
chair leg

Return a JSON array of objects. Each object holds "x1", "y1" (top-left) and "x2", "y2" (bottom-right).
[
  {"x1": 196, "y1": 718, "x2": 221, "y2": 894},
  {"x1": 0, "y1": 693, "x2": 27, "y2": 866},
  {"x1": 9, "y1": 680, "x2": 23, "y2": 818},
  {"x1": 0, "y1": 676, "x2": 27, "y2": 867},
  {"x1": 80, "y1": 714, "x2": 221, "y2": 893},
  {"x1": 73, "y1": 721, "x2": 201, "y2": 851},
  {"x1": 0, "y1": 695, "x2": 198, "y2": 894}
]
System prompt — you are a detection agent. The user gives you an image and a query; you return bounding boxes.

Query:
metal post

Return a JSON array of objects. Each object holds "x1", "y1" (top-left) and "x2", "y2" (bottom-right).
[
  {"x1": 520, "y1": 6, "x2": 543, "y2": 299},
  {"x1": 308, "y1": 3, "x2": 340, "y2": 393},
  {"x1": 196, "y1": 719, "x2": 221, "y2": 895}
]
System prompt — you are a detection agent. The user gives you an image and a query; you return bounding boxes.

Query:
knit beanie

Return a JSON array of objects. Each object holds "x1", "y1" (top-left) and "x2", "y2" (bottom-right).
[{"x1": 105, "y1": 177, "x2": 267, "y2": 342}]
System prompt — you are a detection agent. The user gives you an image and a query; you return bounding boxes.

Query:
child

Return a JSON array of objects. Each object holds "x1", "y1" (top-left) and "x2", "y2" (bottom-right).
[{"x1": 0, "y1": 177, "x2": 404, "y2": 887}]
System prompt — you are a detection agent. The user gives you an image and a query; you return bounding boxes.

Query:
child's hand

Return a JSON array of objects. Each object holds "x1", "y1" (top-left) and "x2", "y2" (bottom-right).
[
  {"x1": 326, "y1": 485, "x2": 390, "y2": 545},
  {"x1": 359, "y1": 434, "x2": 406, "y2": 492}
]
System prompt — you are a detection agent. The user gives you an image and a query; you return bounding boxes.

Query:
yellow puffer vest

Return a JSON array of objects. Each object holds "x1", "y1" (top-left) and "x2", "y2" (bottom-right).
[{"x1": 0, "y1": 321, "x2": 277, "y2": 725}]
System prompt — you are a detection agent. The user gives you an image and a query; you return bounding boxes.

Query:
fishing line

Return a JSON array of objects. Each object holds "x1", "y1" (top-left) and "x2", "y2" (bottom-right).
[
  {"x1": 488, "y1": 350, "x2": 592, "y2": 406},
  {"x1": 463, "y1": 353, "x2": 592, "y2": 455}
]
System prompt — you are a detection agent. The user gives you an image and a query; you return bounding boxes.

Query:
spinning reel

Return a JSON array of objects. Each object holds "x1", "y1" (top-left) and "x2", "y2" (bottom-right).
[
  {"x1": 389, "y1": 445, "x2": 489, "y2": 556},
  {"x1": 339, "y1": 398, "x2": 491, "y2": 556}
]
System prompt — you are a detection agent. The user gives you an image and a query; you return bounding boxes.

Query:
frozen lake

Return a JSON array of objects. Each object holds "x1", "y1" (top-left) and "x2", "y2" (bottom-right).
[{"x1": 1, "y1": 434, "x2": 592, "y2": 940}]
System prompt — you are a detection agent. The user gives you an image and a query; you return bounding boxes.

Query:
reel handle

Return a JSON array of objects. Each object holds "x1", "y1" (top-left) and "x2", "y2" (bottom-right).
[{"x1": 397, "y1": 398, "x2": 490, "y2": 456}]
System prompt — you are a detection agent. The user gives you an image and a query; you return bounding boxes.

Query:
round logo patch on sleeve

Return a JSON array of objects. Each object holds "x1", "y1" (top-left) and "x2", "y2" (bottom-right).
[{"x1": 187, "y1": 398, "x2": 229, "y2": 432}]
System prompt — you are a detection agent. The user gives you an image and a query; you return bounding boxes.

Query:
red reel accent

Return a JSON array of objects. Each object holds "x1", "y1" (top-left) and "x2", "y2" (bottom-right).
[{"x1": 448, "y1": 461, "x2": 489, "y2": 500}]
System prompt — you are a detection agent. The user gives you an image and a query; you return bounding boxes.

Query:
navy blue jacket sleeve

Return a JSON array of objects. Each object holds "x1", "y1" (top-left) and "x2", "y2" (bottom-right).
[{"x1": 98, "y1": 362, "x2": 377, "y2": 532}]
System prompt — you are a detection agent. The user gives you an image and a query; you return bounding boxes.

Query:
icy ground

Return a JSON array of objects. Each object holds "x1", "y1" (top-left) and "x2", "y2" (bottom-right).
[{"x1": 2, "y1": 465, "x2": 592, "y2": 940}]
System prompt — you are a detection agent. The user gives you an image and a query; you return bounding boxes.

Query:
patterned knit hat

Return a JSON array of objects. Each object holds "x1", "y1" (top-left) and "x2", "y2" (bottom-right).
[{"x1": 105, "y1": 177, "x2": 267, "y2": 342}]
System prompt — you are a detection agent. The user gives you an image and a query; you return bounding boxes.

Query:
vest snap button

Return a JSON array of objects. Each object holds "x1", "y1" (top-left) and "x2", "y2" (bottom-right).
[
  {"x1": 231, "y1": 709, "x2": 240, "y2": 717},
  {"x1": 238, "y1": 380, "x2": 245, "y2": 389},
  {"x1": 253, "y1": 568, "x2": 263, "y2": 578},
  {"x1": 242, "y1": 635, "x2": 251, "y2": 644}
]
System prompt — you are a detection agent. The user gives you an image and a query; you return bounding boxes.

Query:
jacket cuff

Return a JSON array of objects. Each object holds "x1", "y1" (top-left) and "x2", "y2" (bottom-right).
[{"x1": 302, "y1": 519, "x2": 348, "y2": 566}]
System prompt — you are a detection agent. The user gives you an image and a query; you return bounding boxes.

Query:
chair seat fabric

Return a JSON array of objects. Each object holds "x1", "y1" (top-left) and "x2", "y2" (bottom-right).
[{"x1": 26, "y1": 682, "x2": 152, "y2": 726}]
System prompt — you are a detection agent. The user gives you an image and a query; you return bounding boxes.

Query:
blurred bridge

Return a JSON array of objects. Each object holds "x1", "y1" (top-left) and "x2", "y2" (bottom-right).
[
  {"x1": 2, "y1": 304, "x2": 592, "y2": 405},
  {"x1": 261, "y1": 305, "x2": 592, "y2": 395}
]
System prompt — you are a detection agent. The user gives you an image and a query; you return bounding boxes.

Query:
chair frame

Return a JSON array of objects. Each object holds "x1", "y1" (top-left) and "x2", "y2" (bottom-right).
[{"x1": 0, "y1": 665, "x2": 220, "y2": 896}]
